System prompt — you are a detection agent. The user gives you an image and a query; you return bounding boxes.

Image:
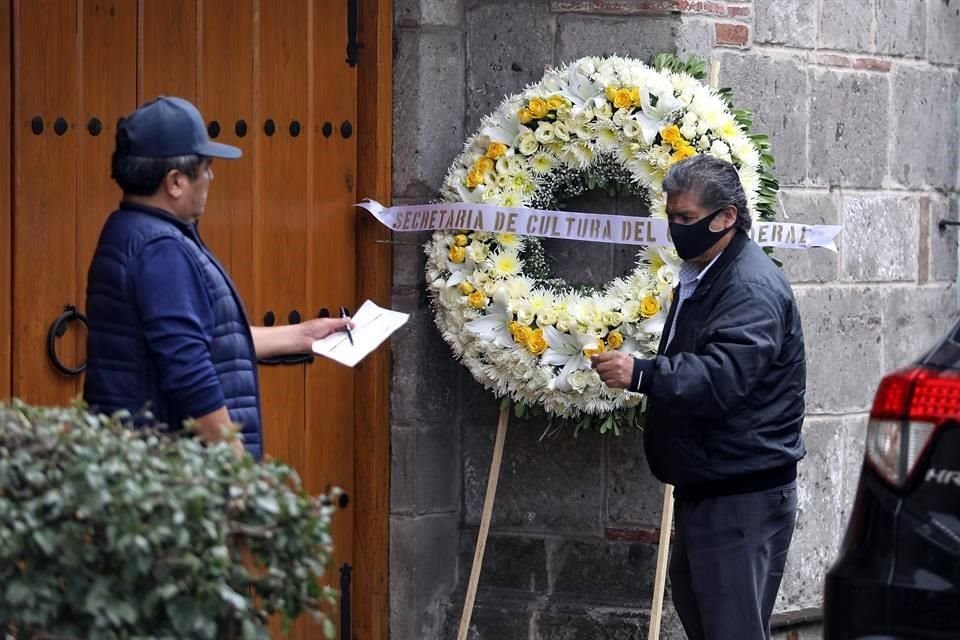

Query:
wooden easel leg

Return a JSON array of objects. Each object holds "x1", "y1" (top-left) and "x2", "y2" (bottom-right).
[
  {"x1": 647, "y1": 484, "x2": 674, "y2": 640},
  {"x1": 456, "y1": 405, "x2": 510, "y2": 640}
]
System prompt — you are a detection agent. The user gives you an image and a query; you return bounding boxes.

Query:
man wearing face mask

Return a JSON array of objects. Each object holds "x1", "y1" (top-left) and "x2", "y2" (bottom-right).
[{"x1": 592, "y1": 155, "x2": 806, "y2": 640}]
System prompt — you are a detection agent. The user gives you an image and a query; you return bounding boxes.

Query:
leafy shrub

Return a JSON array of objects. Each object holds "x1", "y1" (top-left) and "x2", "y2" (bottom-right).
[{"x1": 0, "y1": 401, "x2": 337, "y2": 639}]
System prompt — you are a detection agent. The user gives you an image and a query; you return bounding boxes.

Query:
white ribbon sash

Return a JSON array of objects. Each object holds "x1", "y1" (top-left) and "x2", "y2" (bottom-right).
[{"x1": 357, "y1": 199, "x2": 841, "y2": 252}]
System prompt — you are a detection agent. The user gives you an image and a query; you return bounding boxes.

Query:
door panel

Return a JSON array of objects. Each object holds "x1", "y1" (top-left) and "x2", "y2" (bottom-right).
[
  {"x1": 198, "y1": 0, "x2": 255, "y2": 295},
  {"x1": 13, "y1": 0, "x2": 80, "y2": 403},
  {"x1": 77, "y1": 0, "x2": 138, "y2": 365},
  {"x1": 307, "y1": 0, "x2": 357, "y2": 625},
  {"x1": 1, "y1": 0, "x2": 11, "y2": 397},
  {"x1": 140, "y1": 0, "x2": 197, "y2": 102}
]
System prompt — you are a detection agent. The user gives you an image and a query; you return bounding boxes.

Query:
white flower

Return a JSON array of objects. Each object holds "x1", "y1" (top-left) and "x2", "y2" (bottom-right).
[
  {"x1": 710, "y1": 140, "x2": 730, "y2": 158},
  {"x1": 680, "y1": 124, "x2": 697, "y2": 140},
  {"x1": 622, "y1": 299, "x2": 643, "y2": 323},
  {"x1": 553, "y1": 122, "x2": 571, "y2": 142},
  {"x1": 517, "y1": 132, "x2": 539, "y2": 156},
  {"x1": 534, "y1": 123, "x2": 556, "y2": 144},
  {"x1": 496, "y1": 233, "x2": 522, "y2": 249},
  {"x1": 487, "y1": 249, "x2": 523, "y2": 279},
  {"x1": 531, "y1": 152, "x2": 556, "y2": 175}
]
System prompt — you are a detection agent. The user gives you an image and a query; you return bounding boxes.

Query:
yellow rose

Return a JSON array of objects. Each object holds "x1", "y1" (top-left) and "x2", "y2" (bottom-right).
[
  {"x1": 486, "y1": 142, "x2": 508, "y2": 159},
  {"x1": 529, "y1": 98, "x2": 549, "y2": 119},
  {"x1": 527, "y1": 329, "x2": 548, "y2": 355},
  {"x1": 613, "y1": 88, "x2": 634, "y2": 110},
  {"x1": 475, "y1": 157, "x2": 495, "y2": 173},
  {"x1": 515, "y1": 325, "x2": 534, "y2": 346},
  {"x1": 518, "y1": 108, "x2": 535, "y2": 124},
  {"x1": 640, "y1": 294, "x2": 661, "y2": 319},
  {"x1": 605, "y1": 85, "x2": 618, "y2": 102},
  {"x1": 454, "y1": 234, "x2": 469, "y2": 247},
  {"x1": 449, "y1": 245, "x2": 467, "y2": 263},
  {"x1": 583, "y1": 342, "x2": 606, "y2": 358},
  {"x1": 546, "y1": 95, "x2": 566, "y2": 111},
  {"x1": 670, "y1": 144, "x2": 697, "y2": 164},
  {"x1": 508, "y1": 320, "x2": 521, "y2": 338},
  {"x1": 629, "y1": 87, "x2": 641, "y2": 106},
  {"x1": 607, "y1": 331, "x2": 624, "y2": 349},
  {"x1": 465, "y1": 167, "x2": 484, "y2": 188},
  {"x1": 661, "y1": 125, "x2": 683, "y2": 146},
  {"x1": 468, "y1": 291, "x2": 488, "y2": 309},
  {"x1": 458, "y1": 281, "x2": 475, "y2": 295}
]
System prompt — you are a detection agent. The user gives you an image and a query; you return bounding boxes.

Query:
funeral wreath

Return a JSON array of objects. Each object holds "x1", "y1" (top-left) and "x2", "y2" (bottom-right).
[{"x1": 425, "y1": 54, "x2": 780, "y2": 432}]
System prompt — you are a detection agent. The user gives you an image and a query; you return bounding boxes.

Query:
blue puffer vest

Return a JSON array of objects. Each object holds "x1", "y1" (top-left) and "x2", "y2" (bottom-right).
[{"x1": 84, "y1": 202, "x2": 264, "y2": 458}]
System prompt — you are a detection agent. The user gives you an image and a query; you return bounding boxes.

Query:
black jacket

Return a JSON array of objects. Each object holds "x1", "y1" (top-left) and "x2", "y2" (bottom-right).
[{"x1": 636, "y1": 230, "x2": 806, "y2": 496}]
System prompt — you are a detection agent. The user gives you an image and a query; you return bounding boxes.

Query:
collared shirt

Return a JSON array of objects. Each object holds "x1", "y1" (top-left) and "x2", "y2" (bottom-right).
[{"x1": 664, "y1": 251, "x2": 724, "y2": 349}]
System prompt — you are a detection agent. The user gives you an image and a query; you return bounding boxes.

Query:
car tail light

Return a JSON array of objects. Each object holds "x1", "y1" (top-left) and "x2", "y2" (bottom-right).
[{"x1": 866, "y1": 367, "x2": 960, "y2": 487}]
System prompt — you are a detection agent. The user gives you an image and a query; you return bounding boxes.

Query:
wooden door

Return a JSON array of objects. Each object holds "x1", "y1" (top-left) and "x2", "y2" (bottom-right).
[{"x1": 6, "y1": 1, "x2": 372, "y2": 637}]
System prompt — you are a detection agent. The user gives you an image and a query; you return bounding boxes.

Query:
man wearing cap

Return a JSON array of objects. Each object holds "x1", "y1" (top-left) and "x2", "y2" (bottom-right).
[{"x1": 83, "y1": 96, "x2": 350, "y2": 458}]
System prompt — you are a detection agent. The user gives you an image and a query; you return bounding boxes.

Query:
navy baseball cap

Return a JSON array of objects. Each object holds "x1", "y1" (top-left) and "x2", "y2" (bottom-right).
[{"x1": 116, "y1": 96, "x2": 241, "y2": 159}]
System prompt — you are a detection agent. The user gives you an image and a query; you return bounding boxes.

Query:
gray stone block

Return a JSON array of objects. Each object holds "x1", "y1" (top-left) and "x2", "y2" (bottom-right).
[
  {"x1": 443, "y1": 601, "x2": 534, "y2": 640},
  {"x1": 882, "y1": 283, "x2": 957, "y2": 371},
  {"x1": 462, "y1": 415, "x2": 605, "y2": 534},
  {"x1": 465, "y1": 2, "x2": 557, "y2": 135},
  {"x1": 555, "y1": 15, "x2": 678, "y2": 68},
  {"x1": 457, "y1": 532, "x2": 548, "y2": 592},
  {"x1": 395, "y1": 0, "x2": 463, "y2": 27},
  {"x1": 776, "y1": 416, "x2": 845, "y2": 612},
  {"x1": 392, "y1": 230, "x2": 431, "y2": 290},
  {"x1": 891, "y1": 67, "x2": 960, "y2": 191},
  {"x1": 393, "y1": 29, "x2": 466, "y2": 199},
  {"x1": 840, "y1": 195, "x2": 919, "y2": 282},
  {"x1": 927, "y1": 0, "x2": 960, "y2": 65},
  {"x1": 876, "y1": 0, "x2": 926, "y2": 57},
  {"x1": 416, "y1": 424, "x2": 462, "y2": 514},
  {"x1": 840, "y1": 414, "x2": 868, "y2": 526},
  {"x1": 676, "y1": 17, "x2": 715, "y2": 61},
  {"x1": 392, "y1": 513, "x2": 462, "y2": 638},
  {"x1": 391, "y1": 294, "x2": 461, "y2": 428},
  {"x1": 809, "y1": 69, "x2": 890, "y2": 188},
  {"x1": 549, "y1": 537, "x2": 658, "y2": 602},
  {"x1": 392, "y1": 427, "x2": 416, "y2": 515},
  {"x1": 819, "y1": 0, "x2": 873, "y2": 52},
  {"x1": 795, "y1": 286, "x2": 884, "y2": 414},
  {"x1": 534, "y1": 608, "x2": 645, "y2": 640},
  {"x1": 778, "y1": 189, "x2": 840, "y2": 284},
  {"x1": 930, "y1": 195, "x2": 960, "y2": 283},
  {"x1": 606, "y1": 429, "x2": 669, "y2": 529},
  {"x1": 754, "y1": 0, "x2": 817, "y2": 47},
  {"x1": 719, "y1": 52, "x2": 810, "y2": 186}
]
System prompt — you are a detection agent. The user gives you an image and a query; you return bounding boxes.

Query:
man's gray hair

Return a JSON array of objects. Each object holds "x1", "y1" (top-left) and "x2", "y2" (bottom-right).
[{"x1": 662, "y1": 155, "x2": 752, "y2": 231}]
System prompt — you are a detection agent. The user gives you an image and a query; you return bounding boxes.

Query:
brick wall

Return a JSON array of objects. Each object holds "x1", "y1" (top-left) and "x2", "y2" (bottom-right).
[{"x1": 390, "y1": 1, "x2": 960, "y2": 638}]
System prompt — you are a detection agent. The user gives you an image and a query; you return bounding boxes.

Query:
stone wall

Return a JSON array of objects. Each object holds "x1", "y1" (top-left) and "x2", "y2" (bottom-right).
[{"x1": 389, "y1": 1, "x2": 960, "y2": 638}]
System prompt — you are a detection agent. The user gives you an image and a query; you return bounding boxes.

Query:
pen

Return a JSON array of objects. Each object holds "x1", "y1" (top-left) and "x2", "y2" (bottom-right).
[{"x1": 340, "y1": 306, "x2": 354, "y2": 345}]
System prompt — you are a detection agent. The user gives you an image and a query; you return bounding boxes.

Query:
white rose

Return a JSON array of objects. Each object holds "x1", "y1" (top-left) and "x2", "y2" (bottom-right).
[
  {"x1": 612, "y1": 108, "x2": 630, "y2": 127},
  {"x1": 601, "y1": 311, "x2": 624, "y2": 327},
  {"x1": 516, "y1": 306, "x2": 535, "y2": 326},
  {"x1": 696, "y1": 121, "x2": 710, "y2": 136},
  {"x1": 517, "y1": 132, "x2": 539, "y2": 156},
  {"x1": 538, "y1": 309, "x2": 558, "y2": 326},
  {"x1": 556, "y1": 314, "x2": 573, "y2": 333},
  {"x1": 553, "y1": 122, "x2": 571, "y2": 142},
  {"x1": 534, "y1": 123, "x2": 556, "y2": 144},
  {"x1": 587, "y1": 323, "x2": 609, "y2": 338},
  {"x1": 710, "y1": 140, "x2": 730, "y2": 157},
  {"x1": 680, "y1": 124, "x2": 697, "y2": 140},
  {"x1": 622, "y1": 300, "x2": 643, "y2": 323},
  {"x1": 468, "y1": 241, "x2": 489, "y2": 263},
  {"x1": 622, "y1": 119, "x2": 642, "y2": 139},
  {"x1": 594, "y1": 101, "x2": 613, "y2": 120},
  {"x1": 697, "y1": 136, "x2": 711, "y2": 150},
  {"x1": 567, "y1": 369, "x2": 590, "y2": 393}
]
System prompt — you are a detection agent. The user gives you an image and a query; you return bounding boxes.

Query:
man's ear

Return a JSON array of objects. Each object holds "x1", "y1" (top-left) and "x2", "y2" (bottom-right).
[
  {"x1": 163, "y1": 170, "x2": 183, "y2": 198},
  {"x1": 720, "y1": 205, "x2": 738, "y2": 230}
]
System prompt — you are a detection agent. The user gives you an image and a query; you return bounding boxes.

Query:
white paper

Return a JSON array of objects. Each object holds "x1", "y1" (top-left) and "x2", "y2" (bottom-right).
[{"x1": 311, "y1": 299, "x2": 410, "y2": 367}]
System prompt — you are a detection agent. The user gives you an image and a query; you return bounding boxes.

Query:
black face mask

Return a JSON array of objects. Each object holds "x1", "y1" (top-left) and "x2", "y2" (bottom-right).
[{"x1": 668, "y1": 208, "x2": 732, "y2": 261}]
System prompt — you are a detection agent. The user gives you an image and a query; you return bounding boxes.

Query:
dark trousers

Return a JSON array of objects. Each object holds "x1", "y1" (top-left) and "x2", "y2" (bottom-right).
[{"x1": 668, "y1": 481, "x2": 798, "y2": 640}]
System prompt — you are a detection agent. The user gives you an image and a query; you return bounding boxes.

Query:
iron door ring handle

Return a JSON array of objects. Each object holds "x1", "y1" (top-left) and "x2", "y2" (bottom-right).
[{"x1": 47, "y1": 305, "x2": 88, "y2": 376}]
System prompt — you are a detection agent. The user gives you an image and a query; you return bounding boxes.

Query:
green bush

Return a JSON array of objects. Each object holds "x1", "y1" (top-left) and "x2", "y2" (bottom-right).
[{"x1": 0, "y1": 401, "x2": 337, "y2": 639}]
